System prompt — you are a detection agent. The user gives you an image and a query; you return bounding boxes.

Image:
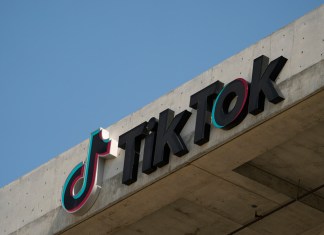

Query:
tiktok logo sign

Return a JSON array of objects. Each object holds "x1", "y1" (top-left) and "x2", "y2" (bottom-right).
[
  {"x1": 61, "y1": 55, "x2": 287, "y2": 215},
  {"x1": 61, "y1": 128, "x2": 118, "y2": 215}
]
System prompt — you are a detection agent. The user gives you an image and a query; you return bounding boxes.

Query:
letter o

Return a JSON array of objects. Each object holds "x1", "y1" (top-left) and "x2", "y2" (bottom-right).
[{"x1": 211, "y1": 78, "x2": 249, "y2": 130}]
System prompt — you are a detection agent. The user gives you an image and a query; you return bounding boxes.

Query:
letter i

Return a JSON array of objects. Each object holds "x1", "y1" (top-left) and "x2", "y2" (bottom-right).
[{"x1": 142, "y1": 118, "x2": 158, "y2": 174}]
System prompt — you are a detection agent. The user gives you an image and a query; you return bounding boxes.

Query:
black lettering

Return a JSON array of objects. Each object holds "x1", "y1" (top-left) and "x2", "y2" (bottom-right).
[
  {"x1": 153, "y1": 109, "x2": 191, "y2": 167},
  {"x1": 212, "y1": 78, "x2": 249, "y2": 129},
  {"x1": 142, "y1": 117, "x2": 158, "y2": 174},
  {"x1": 249, "y1": 55, "x2": 287, "y2": 115},
  {"x1": 118, "y1": 122, "x2": 147, "y2": 185},
  {"x1": 189, "y1": 81, "x2": 223, "y2": 145}
]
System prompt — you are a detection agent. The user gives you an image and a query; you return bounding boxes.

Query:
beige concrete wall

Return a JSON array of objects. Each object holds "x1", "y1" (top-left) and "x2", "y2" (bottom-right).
[{"x1": 0, "y1": 4, "x2": 323, "y2": 235}]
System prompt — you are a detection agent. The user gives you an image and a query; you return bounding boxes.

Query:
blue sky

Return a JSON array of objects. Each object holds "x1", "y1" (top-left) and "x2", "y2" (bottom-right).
[{"x1": 0, "y1": 1, "x2": 322, "y2": 187}]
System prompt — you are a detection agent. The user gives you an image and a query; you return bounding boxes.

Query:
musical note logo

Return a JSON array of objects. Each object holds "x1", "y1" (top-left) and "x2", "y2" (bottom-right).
[{"x1": 61, "y1": 128, "x2": 117, "y2": 215}]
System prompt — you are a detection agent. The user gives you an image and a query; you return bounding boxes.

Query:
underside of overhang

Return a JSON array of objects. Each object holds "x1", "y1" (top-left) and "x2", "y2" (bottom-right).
[{"x1": 61, "y1": 89, "x2": 324, "y2": 235}]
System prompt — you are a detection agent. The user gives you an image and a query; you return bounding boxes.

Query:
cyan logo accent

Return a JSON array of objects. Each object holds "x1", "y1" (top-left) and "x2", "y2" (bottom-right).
[{"x1": 61, "y1": 128, "x2": 117, "y2": 215}]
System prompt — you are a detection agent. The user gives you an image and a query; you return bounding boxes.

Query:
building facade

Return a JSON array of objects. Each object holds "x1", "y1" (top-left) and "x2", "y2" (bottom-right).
[{"x1": 1, "y1": 5, "x2": 324, "y2": 235}]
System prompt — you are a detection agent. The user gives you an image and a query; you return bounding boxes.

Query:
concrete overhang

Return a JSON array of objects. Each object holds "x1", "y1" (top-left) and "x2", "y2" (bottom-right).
[{"x1": 63, "y1": 88, "x2": 324, "y2": 235}]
